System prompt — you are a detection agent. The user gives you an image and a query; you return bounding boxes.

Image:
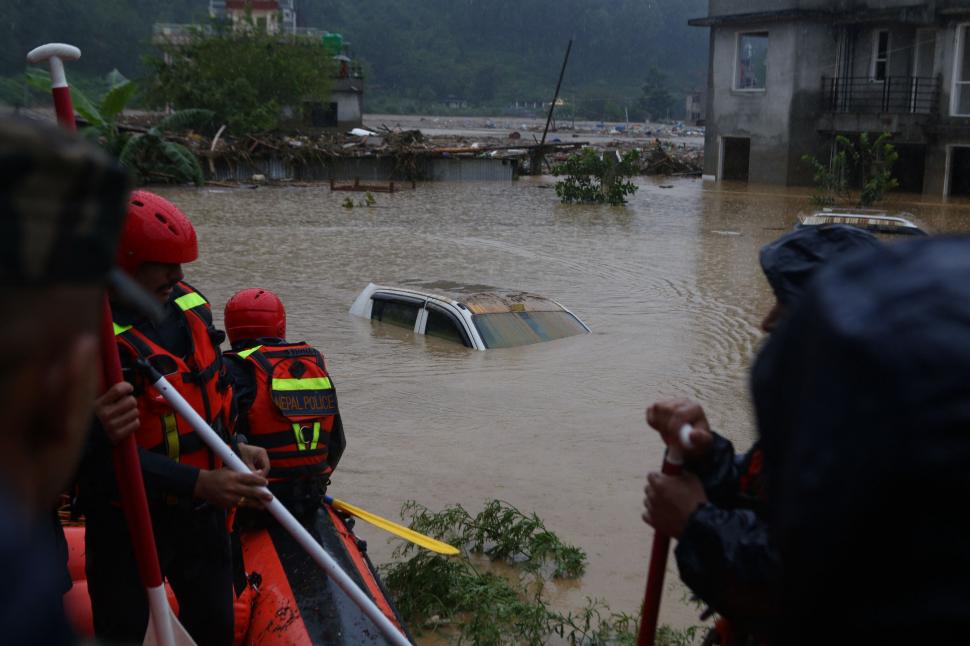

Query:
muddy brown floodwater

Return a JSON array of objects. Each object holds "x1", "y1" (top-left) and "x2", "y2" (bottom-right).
[{"x1": 157, "y1": 177, "x2": 970, "y2": 640}]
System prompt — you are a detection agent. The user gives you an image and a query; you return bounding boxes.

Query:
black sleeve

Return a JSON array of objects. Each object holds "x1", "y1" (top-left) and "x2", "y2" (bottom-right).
[
  {"x1": 79, "y1": 416, "x2": 201, "y2": 502},
  {"x1": 684, "y1": 431, "x2": 744, "y2": 506},
  {"x1": 674, "y1": 503, "x2": 782, "y2": 635},
  {"x1": 137, "y1": 448, "x2": 200, "y2": 498}
]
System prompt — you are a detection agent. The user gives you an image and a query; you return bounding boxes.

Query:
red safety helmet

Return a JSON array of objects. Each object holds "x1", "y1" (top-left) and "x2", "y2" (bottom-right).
[
  {"x1": 225, "y1": 288, "x2": 287, "y2": 345},
  {"x1": 117, "y1": 190, "x2": 198, "y2": 274}
]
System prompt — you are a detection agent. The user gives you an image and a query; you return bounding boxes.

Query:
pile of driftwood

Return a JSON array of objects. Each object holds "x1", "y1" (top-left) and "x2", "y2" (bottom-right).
[{"x1": 640, "y1": 141, "x2": 703, "y2": 176}]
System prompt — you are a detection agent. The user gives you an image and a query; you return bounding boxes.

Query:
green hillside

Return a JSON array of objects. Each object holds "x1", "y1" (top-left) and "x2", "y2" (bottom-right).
[{"x1": 2, "y1": 0, "x2": 709, "y2": 118}]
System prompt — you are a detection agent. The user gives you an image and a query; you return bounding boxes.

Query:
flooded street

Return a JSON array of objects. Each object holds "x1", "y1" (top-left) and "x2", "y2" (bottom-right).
[{"x1": 156, "y1": 177, "x2": 970, "y2": 637}]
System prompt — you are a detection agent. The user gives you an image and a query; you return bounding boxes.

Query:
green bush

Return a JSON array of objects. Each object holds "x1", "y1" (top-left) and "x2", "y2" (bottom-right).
[
  {"x1": 553, "y1": 148, "x2": 640, "y2": 206},
  {"x1": 382, "y1": 500, "x2": 705, "y2": 645},
  {"x1": 802, "y1": 132, "x2": 899, "y2": 208}
]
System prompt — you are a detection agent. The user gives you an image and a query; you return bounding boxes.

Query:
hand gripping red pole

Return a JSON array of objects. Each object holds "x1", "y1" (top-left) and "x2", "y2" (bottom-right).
[{"x1": 637, "y1": 425, "x2": 693, "y2": 646}]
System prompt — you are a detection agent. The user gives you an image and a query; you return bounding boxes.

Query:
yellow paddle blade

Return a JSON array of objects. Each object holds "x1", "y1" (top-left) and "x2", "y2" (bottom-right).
[{"x1": 330, "y1": 497, "x2": 460, "y2": 556}]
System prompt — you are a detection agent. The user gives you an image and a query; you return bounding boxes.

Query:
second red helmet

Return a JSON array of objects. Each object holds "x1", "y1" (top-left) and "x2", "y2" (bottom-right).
[
  {"x1": 225, "y1": 288, "x2": 287, "y2": 345},
  {"x1": 117, "y1": 190, "x2": 198, "y2": 274}
]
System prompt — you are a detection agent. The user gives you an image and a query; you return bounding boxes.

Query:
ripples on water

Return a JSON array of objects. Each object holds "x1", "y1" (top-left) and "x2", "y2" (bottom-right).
[{"x1": 157, "y1": 178, "x2": 970, "y2": 632}]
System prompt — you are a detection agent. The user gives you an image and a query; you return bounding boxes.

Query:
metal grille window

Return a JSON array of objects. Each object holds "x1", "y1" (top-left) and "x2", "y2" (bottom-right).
[
  {"x1": 872, "y1": 30, "x2": 890, "y2": 81},
  {"x1": 954, "y1": 25, "x2": 970, "y2": 117},
  {"x1": 736, "y1": 33, "x2": 768, "y2": 90}
]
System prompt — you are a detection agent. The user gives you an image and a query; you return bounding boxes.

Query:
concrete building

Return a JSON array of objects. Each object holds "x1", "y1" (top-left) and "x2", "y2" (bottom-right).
[
  {"x1": 209, "y1": 0, "x2": 296, "y2": 35},
  {"x1": 690, "y1": 1, "x2": 970, "y2": 197}
]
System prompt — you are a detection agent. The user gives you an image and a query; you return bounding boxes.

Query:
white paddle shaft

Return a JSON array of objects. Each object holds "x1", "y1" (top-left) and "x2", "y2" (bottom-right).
[
  {"x1": 150, "y1": 374, "x2": 410, "y2": 646},
  {"x1": 665, "y1": 424, "x2": 694, "y2": 466}
]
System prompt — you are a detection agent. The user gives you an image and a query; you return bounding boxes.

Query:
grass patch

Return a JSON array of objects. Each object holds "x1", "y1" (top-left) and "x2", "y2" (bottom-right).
[{"x1": 381, "y1": 500, "x2": 704, "y2": 645}]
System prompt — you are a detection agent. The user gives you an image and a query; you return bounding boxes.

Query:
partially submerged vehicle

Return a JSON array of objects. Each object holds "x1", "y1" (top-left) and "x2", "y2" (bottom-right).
[
  {"x1": 349, "y1": 281, "x2": 591, "y2": 350},
  {"x1": 63, "y1": 503, "x2": 409, "y2": 644},
  {"x1": 798, "y1": 208, "x2": 927, "y2": 236}
]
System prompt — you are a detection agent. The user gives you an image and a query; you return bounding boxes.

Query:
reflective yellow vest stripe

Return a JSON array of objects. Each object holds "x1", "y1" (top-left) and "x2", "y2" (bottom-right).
[
  {"x1": 272, "y1": 377, "x2": 333, "y2": 391},
  {"x1": 113, "y1": 322, "x2": 133, "y2": 336},
  {"x1": 292, "y1": 421, "x2": 321, "y2": 451},
  {"x1": 174, "y1": 292, "x2": 207, "y2": 311},
  {"x1": 238, "y1": 346, "x2": 263, "y2": 360},
  {"x1": 162, "y1": 413, "x2": 180, "y2": 462}
]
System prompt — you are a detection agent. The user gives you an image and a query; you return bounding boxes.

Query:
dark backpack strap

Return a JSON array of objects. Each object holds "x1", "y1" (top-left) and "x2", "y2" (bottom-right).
[
  {"x1": 261, "y1": 345, "x2": 327, "y2": 370},
  {"x1": 117, "y1": 329, "x2": 153, "y2": 360},
  {"x1": 244, "y1": 349, "x2": 276, "y2": 388}
]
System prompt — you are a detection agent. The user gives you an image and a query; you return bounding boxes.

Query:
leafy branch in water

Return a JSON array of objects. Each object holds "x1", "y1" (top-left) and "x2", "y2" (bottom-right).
[
  {"x1": 24, "y1": 68, "x2": 211, "y2": 185},
  {"x1": 382, "y1": 500, "x2": 704, "y2": 645},
  {"x1": 341, "y1": 192, "x2": 378, "y2": 209},
  {"x1": 553, "y1": 148, "x2": 640, "y2": 206},
  {"x1": 396, "y1": 499, "x2": 585, "y2": 578}
]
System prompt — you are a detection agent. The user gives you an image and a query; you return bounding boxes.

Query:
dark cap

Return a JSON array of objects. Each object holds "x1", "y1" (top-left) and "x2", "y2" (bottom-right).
[
  {"x1": 759, "y1": 224, "x2": 880, "y2": 307},
  {"x1": 0, "y1": 117, "x2": 129, "y2": 286}
]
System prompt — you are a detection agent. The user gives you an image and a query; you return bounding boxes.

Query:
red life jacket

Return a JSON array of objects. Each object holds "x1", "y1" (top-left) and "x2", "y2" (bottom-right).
[
  {"x1": 228, "y1": 342, "x2": 338, "y2": 483},
  {"x1": 113, "y1": 282, "x2": 232, "y2": 471}
]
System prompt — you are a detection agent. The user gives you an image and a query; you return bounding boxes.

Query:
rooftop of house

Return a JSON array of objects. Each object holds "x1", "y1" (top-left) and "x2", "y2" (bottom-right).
[{"x1": 689, "y1": 1, "x2": 970, "y2": 27}]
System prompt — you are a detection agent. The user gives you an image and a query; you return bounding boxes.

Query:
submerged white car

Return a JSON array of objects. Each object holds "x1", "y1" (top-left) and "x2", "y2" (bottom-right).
[
  {"x1": 349, "y1": 281, "x2": 590, "y2": 350},
  {"x1": 798, "y1": 208, "x2": 927, "y2": 236}
]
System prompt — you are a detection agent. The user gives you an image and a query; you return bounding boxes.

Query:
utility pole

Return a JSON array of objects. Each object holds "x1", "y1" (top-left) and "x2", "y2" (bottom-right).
[{"x1": 530, "y1": 39, "x2": 572, "y2": 175}]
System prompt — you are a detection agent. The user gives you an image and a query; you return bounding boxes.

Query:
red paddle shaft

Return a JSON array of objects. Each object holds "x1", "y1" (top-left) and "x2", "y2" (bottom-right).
[
  {"x1": 99, "y1": 297, "x2": 164, "y2": 589},
  {"x1": 27, "y1": 42, "x2": 174, "y2": 644},
  {"x1": 638, "y1": 425, "x2": 692, "y2": 646}
]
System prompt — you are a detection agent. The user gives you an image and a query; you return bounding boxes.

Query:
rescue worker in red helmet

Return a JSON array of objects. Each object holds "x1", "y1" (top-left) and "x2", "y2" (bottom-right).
[
  {"x1": 79, "y1": 190, "x2": 271, "y2": 646},
  {"x1": 223, "y1": 288, "x2": 346, "y2": 520}
]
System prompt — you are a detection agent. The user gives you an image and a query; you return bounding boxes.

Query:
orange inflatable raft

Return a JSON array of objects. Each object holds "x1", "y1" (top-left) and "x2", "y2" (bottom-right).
[{"x1": 63, "y1": 504, "x2": 410, "y2": 645}]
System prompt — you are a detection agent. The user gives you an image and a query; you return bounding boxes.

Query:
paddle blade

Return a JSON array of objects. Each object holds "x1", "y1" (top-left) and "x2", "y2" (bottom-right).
[
  {"x1": 144, "y1": 585, "x2": 195, "y2": 646},
  {"x1": 329, "y1": 497, "x2": 460, "y2": 556}
]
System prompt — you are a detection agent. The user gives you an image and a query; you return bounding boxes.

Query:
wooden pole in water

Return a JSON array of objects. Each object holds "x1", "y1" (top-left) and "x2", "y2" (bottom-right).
[{"x1": 532, "y1": 39, "x2": 573, "y2": 175}]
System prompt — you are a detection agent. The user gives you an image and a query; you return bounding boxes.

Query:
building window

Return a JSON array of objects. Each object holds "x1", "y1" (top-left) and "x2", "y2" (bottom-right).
[
  {"x1": 736, "y1": 32, "x2": 768, "y2": 90},
  {"x1": 871, "y1": 30, "x2": 890, "y2": 81},
  {"x1": 954, "y1": 24, "x2": 970, "y2": 116}
]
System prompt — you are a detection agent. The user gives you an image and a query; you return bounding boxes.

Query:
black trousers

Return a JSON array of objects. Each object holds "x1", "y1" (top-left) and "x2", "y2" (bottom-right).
[{"x1": 85, "y1": 503, "x2": 234, "y2": 645}]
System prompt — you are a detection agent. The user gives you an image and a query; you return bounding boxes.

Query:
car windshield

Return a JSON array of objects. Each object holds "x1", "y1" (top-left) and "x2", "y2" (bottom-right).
[{"x1": 472, "y1": 310, "x2": 587, "y2": 349}]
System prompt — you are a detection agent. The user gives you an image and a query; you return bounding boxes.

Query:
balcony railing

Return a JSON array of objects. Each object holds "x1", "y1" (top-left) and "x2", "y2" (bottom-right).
[{"x1": 822, "y1": 76, "x2": 940, "y2": 115}]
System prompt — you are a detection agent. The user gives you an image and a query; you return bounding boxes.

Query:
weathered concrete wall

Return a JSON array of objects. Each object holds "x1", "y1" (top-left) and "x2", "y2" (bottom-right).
[
  {"x1": 705, "y1": 20, "x2": 835, "y2": 184},
  {"x1": 334, "y1": 90, "x2": 362, "y2": 129},
  {"x1": 703, "y1": 29, "x2": 718, "y2": 178},
  {"x1": 938, "y1": 21, "x2": 958, "y2": 117},
  {"x1": 788, "y1": 23, "x2": 838, "y2": 184}
]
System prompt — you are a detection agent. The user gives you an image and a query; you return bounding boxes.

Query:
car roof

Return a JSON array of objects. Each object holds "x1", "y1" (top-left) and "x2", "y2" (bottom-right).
[
  {"x1": 798, "y1": 208, "x2": 927, "y2": 235},
  {"x1": 383, "y1": 280, "x2": 570, "y2": 314}
]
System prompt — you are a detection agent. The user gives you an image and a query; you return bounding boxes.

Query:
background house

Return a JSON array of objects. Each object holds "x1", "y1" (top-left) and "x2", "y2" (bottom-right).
[
  {"x1": 155, "y1": 1, "x2": 363, "y2": 130},
  {"x1": 690, "y1": 0, "x2": 970, "y2": 197}
]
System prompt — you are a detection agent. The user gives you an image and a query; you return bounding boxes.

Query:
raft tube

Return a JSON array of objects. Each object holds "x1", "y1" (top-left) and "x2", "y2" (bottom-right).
[{"x1": 63, "y1": 504, "x2": 410, "y2": 645}]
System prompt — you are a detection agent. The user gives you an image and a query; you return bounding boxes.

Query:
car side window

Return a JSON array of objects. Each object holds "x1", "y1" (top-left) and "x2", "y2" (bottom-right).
[
  {"x1": 371, "y1": 297, "x2": 419, "y2": 329},
  {"x1": 425, "y1": 307, "x2": 471, "y2": 347}
]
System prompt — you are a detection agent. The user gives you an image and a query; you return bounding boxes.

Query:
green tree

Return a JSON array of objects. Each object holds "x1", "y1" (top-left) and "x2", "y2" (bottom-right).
[
  {"x1": 636, "y1": 66, "x2": 676, "y2": 121},
  {"x1": 147, "y1": 24, "x2": 335, "y2": 133},
  {"x1": 553, "y1": 148, "x2": 640, "y2": 206},
  {"x1": 851, "y1": 132, "x2": 900, "y2": 207},
  {"x1": 802, "y1": 132, "x2": 899, "y2": 208}
]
